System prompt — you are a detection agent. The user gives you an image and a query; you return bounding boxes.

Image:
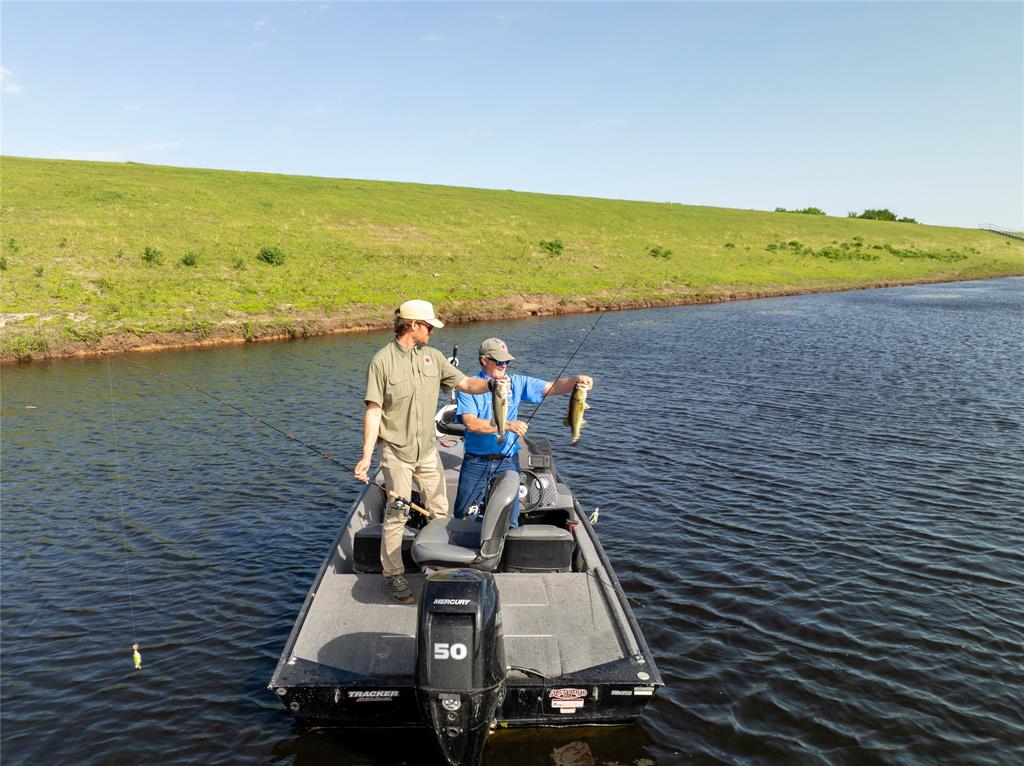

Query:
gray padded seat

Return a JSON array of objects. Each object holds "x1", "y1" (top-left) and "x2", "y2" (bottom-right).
[
  {"x1": 411, "y1": 470, "x2": 518, "y2": 572},
  {"x1": 434, "y1": 403, "x2": 466, "y2": 437},
  {"x1": 501, "y1": 524, "x2": 574, "y2": 572}
]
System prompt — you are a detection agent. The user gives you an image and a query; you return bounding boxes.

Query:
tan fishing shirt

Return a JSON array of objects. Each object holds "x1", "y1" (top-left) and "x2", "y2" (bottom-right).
[{"x1": 364, "y1": 341, "x2": 465, "y2": 462}]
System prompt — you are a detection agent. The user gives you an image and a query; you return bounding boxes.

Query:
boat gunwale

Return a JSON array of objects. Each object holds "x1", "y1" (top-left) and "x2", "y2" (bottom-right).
[
  {"x1": 568, "y1": 489, "x2": 663, "y2": 687},
  {"x1": 267, "y1": 487, "x2": 370, "y2": 690}
]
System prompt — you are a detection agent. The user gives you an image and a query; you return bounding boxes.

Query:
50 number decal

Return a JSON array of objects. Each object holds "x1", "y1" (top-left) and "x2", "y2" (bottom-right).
[{"x1": 433, "y1": 642, "x2": 468, "y2": 660}]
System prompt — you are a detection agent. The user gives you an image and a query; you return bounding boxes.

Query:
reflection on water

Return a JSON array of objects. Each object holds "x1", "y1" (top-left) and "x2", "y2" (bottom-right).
[{"x1": 2, "y1": 278, "x2": 1023, "y2": 765}]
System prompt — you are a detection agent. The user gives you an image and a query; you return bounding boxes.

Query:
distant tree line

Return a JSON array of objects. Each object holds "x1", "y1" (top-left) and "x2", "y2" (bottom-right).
[{"x1": 774, "y1": 206, "x2": 918, "y2": 223}]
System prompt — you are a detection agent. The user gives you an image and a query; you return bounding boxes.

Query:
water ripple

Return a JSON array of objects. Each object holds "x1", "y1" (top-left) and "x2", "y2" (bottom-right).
[{"x1": 3, "y1": 279, "x2": 1024, "y2": 765}]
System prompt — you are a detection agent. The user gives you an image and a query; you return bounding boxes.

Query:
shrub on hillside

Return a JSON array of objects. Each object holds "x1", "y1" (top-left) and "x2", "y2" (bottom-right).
[
  {"x1": 764, "y1": 240, "x2": 880, "y2": 261},
  {"x1": 0, "y1": 257, "x2": 7, "y2": 271},
  {"x1": 775, "y1": 206, "x2": 826, "y2": 215},
  {"x1": 539, "y1": 239, "x2": 564, "y2": 255},
  {"x1": 649, "y1": 245, "x2": 672, "y2": 259},
  {"x1": 181, "y1": 251, "x2": 199, "y2": 267},
  {"x1": 848, "y1": 208, "x2": 917, "y2": 223},
  {"x1": 142, "y1": 246, "x2": 164, "y2": 265},
  {"x1": 858, "y1": 209, "x2": 896, "y2": 221},
  {"x1": 881, "y1": 244, "x2": 965, "y2": 262},
  {"x1": 257, "y1": 245, "x2": 285, "y2": 266}
]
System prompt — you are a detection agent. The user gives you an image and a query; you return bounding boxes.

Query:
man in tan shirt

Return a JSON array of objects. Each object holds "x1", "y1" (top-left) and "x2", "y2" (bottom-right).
[{"x1": 354, "y1": 299, "x2": 492, "y2": 603}]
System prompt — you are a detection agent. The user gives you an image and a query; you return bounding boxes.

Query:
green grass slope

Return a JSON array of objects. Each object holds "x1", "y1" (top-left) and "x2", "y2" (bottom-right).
[{"x1": 1, "y1": 155, "x2": 1022, "y2": 360}]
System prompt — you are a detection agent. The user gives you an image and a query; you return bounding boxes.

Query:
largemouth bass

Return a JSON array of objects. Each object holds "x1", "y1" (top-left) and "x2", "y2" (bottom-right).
[
  {"x1": 491, "y1": 377, "x2": 510, "y2": 441},
  {"x1": 564, "y1": 382, "x2": 589, "y2": 446}
]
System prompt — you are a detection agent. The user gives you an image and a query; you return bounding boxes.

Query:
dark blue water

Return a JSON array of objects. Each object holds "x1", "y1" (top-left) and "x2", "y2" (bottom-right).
[{"x1": 3, "y1": 279, "x2": 1023, "y2": 765}]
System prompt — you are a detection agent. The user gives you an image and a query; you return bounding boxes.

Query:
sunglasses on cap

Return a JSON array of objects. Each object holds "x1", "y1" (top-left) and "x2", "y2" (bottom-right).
[{"x1": 486, "y1": 356, "x2": 511, "y2": 366}]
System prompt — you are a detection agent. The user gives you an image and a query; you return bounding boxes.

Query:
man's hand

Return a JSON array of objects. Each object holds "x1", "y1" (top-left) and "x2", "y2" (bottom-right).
[
  {"x1": 575, "y1": 375, "x2": 594, "y2": 390},
  {"x1": 507, "y1": 419, "x2": 529, "y2": 437},
  {"x1": 354, "y1": 456, "x2": 371, "y2": 483}
]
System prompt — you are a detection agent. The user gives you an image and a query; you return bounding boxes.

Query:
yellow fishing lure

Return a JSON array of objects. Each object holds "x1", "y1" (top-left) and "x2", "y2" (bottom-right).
[{"x1": 132, "y1": 643, "x2": 142, "y2": 670}]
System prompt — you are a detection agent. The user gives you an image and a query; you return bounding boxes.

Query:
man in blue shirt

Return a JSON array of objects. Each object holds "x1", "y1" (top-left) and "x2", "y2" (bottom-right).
[{"x1": 454, "y1": 338, "x2": 594, "y2": 528}]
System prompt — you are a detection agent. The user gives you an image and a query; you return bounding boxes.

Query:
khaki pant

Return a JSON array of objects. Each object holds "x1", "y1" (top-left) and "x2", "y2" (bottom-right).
[{"x1": 379, "y1": 443, "x2": 449, "y2": 578}]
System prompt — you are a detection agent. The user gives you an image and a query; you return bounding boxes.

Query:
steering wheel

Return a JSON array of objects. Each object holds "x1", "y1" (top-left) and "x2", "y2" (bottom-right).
[{"x1": 518, "y1": 469, "x2": 545, "y2": 514}]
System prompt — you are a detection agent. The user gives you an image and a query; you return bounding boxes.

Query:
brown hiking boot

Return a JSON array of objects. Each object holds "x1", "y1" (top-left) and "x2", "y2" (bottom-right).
[{"x1": 384, "y1": 575, "x2": 415, "y2": 604}]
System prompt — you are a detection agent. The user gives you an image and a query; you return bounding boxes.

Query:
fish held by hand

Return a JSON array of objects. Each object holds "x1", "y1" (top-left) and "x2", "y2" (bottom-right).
[
  {"x1": 564, "y1": 382, "x2": 589, "y2": 446},
  {"x1": 490, "y1": 378, "x2": 511, "y2": 442}
]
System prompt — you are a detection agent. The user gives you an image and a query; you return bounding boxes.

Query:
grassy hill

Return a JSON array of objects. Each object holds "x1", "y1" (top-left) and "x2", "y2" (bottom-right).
[{"x1": 1, "y1": 155, "x2": 1022, "y2": 361}]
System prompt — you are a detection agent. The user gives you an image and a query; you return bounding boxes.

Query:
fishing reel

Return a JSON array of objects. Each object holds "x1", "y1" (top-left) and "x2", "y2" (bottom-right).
[{"x1": 404, "y1": 490, "x2": 429, "y2": 530}]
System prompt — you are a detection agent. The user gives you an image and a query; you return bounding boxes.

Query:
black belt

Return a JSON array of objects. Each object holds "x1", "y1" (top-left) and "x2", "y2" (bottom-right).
[{"x1": 470, "y1": 453, "x2": 508, "y2": 460}]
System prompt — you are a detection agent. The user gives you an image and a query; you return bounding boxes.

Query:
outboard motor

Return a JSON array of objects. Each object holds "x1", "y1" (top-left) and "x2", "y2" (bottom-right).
[{"x1": 416, "y1": 569, "x2": 506, "y2": 766}]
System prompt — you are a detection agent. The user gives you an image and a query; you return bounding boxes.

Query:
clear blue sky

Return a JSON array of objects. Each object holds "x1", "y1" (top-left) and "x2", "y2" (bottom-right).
[{"x1": 2, "y1": 2, "x2": 1021, "y2": 228}]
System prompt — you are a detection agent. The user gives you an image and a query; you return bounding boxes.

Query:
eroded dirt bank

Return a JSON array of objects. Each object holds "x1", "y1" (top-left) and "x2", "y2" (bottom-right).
[{"x1": 0, "y1": 277, "x2": 1004, "y2": 364}]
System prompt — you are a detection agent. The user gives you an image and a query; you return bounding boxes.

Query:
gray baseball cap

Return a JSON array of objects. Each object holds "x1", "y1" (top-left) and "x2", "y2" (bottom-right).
[{"x1": 479, "y1": 338, "x2": 515, "y2": 362}]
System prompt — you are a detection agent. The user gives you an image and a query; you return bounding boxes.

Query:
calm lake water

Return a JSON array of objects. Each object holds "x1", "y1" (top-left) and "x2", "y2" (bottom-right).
[{"x1": 3, "y1": 278, "x2": 1023, "y2": 765}]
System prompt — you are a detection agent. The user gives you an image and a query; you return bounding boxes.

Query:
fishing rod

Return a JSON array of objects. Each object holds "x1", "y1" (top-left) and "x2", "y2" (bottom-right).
[{"x1": 120, "y1": 359, "x2": 431, "y2": 517}]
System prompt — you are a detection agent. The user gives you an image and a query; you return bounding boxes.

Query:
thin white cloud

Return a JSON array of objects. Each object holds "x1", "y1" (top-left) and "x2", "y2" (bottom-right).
[
  {"x1": 47, "y1": 142, "x2": 182, "y2": 163},
  {"x1": 273, "y1": 128, "x2": 290, "y2": 135},
  {"x1": 581, "y1": 118, "x2": 626, "y2": 129},
  {"x1": 1, "y1": 67, "x2": 23, "y2": 95},
  {"x1": 250, "y1": 41, "x2": 270, "y2": 50},
  {"x1": 310, "y1": 107, "x2": 328, "y2": 115},
  {"x1": 64, "y1": 150, "x2": 121, "y2": 162},
  {"x1": 120, "y1": 105, "x2": 142, "y2": 112},
  {"x1": 253, "y1": 20, "x2": 268, "y2": 29},
  {"x1": 421, "y1": 34, "x2": 442, "y2": 42},
  {"x1": 139, "y1": 142, "x2": 182, "y2": 152}
]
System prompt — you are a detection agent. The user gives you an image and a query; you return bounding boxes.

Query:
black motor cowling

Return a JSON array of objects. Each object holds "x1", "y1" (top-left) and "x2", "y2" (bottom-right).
[{"x1": 416, "y1": 569, "x2": 506, "y2": 766}]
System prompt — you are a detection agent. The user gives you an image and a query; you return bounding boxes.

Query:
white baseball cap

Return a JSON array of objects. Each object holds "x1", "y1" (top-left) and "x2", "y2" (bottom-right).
[{"x1": 397, "y1": 299, "x2": 444, "y2": 328}]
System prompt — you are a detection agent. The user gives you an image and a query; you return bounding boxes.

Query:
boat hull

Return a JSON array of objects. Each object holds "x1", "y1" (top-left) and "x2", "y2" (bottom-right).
[{"x1": 272, "y1": 675, "x2": 657, "y2": 729}]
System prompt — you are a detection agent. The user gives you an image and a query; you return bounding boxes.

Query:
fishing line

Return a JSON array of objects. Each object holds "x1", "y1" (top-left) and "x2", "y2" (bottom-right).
[
  {"x1": 119, "y1": 358, "x2": 430, "y2": 515},
  {"x1": 106, "y1": 357, "x2": 140, "y2": 667},
  {"x1": 582, "y1": 569, "x2": 646, "y2": 609}
]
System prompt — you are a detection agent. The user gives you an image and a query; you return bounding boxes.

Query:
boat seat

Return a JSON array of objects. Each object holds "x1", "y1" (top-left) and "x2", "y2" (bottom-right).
[
  {"x1": 352, "y1": 523, "x2": 417, "y2": 573},
  {"x1": 500, "y1": 524, "x2": 574, "y2": 573},
  {"x1": 411, "y1": 471, "x2": 518, "y2": 572},
  {"x1": 434, "y1": 403, "x2": 465, "y2": 437}
]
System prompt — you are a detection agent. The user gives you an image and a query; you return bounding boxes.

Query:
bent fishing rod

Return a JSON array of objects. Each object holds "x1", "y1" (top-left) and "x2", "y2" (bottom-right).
[
  {"x1": 120, "y1": 359, "x2": 432, "y2": 517},
  {"x1": 465, "y1": 310, "x2": 606, "y2": 508}
]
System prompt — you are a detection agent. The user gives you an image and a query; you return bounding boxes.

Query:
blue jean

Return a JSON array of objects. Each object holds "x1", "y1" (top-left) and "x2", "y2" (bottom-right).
[{"x1": 453, "y1": 453, "x2": 522, "y2": 528}]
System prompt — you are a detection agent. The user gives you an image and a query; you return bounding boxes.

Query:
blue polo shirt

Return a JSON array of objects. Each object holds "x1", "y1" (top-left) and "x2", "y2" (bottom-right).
[{"x1": 456, "y1": 371, "x2": 547, "y2": 456}]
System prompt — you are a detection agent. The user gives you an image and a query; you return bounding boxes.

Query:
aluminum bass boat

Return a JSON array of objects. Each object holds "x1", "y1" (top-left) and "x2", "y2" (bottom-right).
[{"x1": 269, "y1": 406, "x2": 662, "y2": 765}]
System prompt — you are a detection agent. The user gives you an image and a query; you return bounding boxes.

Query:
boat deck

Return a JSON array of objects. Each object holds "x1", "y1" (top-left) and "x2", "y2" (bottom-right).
[
  {"x1": 277, "y1": 434, "x2": 653, "y2": 693},
  {"x1": 291, "y1": 569, "x2": 629, "y2": 679}
]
